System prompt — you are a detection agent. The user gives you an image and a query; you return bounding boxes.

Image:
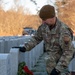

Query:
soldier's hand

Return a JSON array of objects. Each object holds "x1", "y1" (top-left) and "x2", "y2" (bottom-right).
[
  {"x1": 12, "y1": 46, "x2": 26, "y2": 52},
  {"x1": 50, "y1": 68, "x2": 60, "y2": 75}
]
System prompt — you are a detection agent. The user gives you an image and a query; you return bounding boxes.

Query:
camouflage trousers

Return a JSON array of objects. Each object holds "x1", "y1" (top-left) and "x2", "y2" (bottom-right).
[
  {"x1": 60, "y1": 73, "x2": 70, "y2": 75},
  {"x1": 59, "y1": 68, "x2": 70, "y2": 75},
  {"x1": 44, "y1": 52, "x2": 70, "y2": 75}
]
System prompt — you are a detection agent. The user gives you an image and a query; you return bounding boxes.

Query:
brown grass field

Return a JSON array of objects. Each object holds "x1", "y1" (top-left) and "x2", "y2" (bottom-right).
[{"x1": 0, "y1": 8, "x2": 41, "y2": 36}]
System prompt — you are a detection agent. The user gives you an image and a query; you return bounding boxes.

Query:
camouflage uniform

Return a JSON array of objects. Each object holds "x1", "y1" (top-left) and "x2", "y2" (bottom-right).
[{"x1": 25, "y1": 18, "x2": 74, "y2": 75}]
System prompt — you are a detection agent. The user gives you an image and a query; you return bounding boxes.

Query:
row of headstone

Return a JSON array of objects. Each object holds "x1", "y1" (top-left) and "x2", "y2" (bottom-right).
[
  {"x1": 0, "y1": 35, "x2": 75, "y2": 53},
  {"x1": 0, "y1": 35, "x2": 32, "y2": 53},
  {"x1": 0, "y1": 40, "x2": 44, "y2": 75}
]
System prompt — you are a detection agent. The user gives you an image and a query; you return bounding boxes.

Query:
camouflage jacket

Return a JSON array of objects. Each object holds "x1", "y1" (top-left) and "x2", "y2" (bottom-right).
[{"x1": 25, "y1": 18, "x2": 74, "y2": 72}]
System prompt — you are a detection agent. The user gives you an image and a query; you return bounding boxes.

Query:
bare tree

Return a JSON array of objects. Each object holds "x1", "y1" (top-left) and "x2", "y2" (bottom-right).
[{"x1": 30, "y1": 0, "x2": 37, "y2": 5}]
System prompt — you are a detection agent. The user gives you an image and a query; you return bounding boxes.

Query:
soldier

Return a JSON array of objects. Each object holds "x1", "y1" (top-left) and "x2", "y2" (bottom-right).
[{"x1": 13, "y1": 5, "x2": 74, "y2": 75}]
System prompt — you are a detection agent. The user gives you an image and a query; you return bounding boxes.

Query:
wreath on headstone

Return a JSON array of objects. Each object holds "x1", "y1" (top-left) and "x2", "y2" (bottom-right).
[{"x1": 17, "y1": 62, "x2": 33, "y2": 75}]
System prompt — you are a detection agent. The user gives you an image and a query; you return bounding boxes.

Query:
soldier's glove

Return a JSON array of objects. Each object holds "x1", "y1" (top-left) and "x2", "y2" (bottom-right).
[
  {"x1": 50, "y1": 68, "x2": 60, "y2": 75},
  {"x1": 12, "y1": 46, "x2": 26, "y2": 52}
]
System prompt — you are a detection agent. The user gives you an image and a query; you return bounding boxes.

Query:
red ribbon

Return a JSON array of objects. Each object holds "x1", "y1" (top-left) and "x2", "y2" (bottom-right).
[{"x1": 23, "y1": 66, "x2": 33, "y2": 75}]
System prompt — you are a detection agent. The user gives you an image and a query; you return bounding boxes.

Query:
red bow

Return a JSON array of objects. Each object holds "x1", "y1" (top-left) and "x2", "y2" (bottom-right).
[{"x1": 23, "y1": 66, "x2": 33, "y2": 75}]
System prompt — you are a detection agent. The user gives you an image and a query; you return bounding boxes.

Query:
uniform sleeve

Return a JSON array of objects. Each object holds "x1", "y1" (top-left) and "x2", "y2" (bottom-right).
[
  {"x1": 25, "y1": 26, "x2": 43, "y2": 51},
  {"x1": 55, "y1": 26, "x2": 74, "y2": 72}
]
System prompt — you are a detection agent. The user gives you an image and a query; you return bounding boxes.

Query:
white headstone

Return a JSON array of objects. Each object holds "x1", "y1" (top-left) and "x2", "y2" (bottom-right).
[
  {"x1": 68, "y1": 58, "x2": 75, "y2": 72},
  {"x1": 0, "y1": 40, "x2": 4, "y2": 53},
  {"x1": 10, "y1": 48, "x2": 19, "y2": 75},
  {"x1": 0, "y1": 54, "x2": 10, "y2": 75}
]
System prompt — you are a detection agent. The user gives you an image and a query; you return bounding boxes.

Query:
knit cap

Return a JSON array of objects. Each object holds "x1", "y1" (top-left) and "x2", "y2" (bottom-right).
[{"x1": 39, "y1": 5, "x2": 55, "y2": 20}]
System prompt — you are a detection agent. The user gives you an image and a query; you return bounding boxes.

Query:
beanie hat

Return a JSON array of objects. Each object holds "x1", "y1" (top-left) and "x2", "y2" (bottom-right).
[{"x1": 39, "y1": 5, "x2": 55, "y2": 20}]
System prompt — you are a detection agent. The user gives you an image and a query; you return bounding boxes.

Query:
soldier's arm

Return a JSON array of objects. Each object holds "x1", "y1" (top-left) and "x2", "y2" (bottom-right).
[
  {"x1": 24, "y1": 26, "x2": 43, "y2": 51},
  {"x1": 55, "y1": 26, "x2": 74, "y2": 72}
]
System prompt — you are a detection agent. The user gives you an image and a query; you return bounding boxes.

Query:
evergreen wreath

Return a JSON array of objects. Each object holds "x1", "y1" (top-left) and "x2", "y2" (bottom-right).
[{"x1": 17, "y1": 62, "x2": 33, "y2": 75}]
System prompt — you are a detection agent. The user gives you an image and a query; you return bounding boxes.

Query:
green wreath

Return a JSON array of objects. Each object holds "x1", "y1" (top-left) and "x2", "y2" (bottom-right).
[{"x1": 17, "y1": 62, "x2": 33, "y2": 75}]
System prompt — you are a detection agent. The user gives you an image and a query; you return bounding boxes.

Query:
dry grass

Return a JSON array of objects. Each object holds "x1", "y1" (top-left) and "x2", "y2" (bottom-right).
[
  {"x1": 56, "y1": 0, "x2": 75, "y2": 32},
  {"x1": 0, "y1": 9, "x2": 41, "y2": 36}
]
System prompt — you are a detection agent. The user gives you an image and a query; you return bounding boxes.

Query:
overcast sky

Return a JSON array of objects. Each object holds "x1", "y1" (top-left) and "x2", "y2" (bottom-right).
[{"x1": 1, "y1": 0, "x2": 56, "y2": 14}]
